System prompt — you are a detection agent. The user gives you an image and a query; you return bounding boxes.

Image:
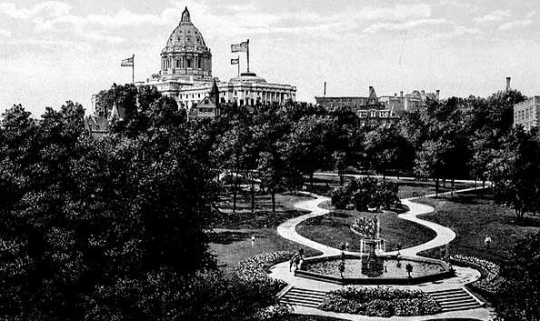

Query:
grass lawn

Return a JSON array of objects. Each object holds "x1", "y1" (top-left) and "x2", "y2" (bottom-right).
[
  {"x1": 308, "y1": 174, "x2": 475, "y2": 199},
  {"x1": 209, "y1": 191, "x2": 322, "y2": 275},
  {"x1": 416, "y1": 190, "x2": 540, "y2": 264},
  {"x1": 295, "y1": 203, "x2": 436, "y2": 252}
]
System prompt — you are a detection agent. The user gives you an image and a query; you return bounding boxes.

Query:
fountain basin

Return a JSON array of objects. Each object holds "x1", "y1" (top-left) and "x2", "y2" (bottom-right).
[{"x1": 295, "y1": 254, "x2": 453, "y2": 285}]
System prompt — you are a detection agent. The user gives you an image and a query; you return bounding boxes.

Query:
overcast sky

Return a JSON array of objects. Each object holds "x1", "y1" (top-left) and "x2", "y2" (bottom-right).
[{"x1": 0, "y1": 0, "x2": 539, "y2": 116}]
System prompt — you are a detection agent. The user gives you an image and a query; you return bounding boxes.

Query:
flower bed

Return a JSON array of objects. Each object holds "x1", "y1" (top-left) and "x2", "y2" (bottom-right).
[
  {"x1": 351, "y1": 217, "x2": 376, "y2": 238},
  {"x1": 319, "y1": 286, "x2": 441, "y2": 317},
  {"x1": 451, "y1": 255, "x2": 504, "y2": 295},
  {"x1": 235, "y1": 251, "x2": 292, "y2": 293}
]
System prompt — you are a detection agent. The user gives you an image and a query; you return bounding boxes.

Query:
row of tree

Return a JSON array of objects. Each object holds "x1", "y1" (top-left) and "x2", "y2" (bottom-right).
[{"x1": 93, "y1": 83, "x2": 540, "y2": 218}]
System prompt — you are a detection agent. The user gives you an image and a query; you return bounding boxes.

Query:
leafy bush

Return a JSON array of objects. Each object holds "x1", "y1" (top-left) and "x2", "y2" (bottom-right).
[
  {"x1": 330, "y1": 178, "x2": 399, "y2": 211},
  {"x1": 235, "y1": 251, "x2": 293, "y2": 294},
  {"x1": 320, "y1": 286, "x2": 441, "y2": 316}
]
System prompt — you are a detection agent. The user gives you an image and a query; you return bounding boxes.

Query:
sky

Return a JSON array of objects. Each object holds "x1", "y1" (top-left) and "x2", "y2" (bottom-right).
[{"x1": 0, "y1": 0, "x2": 539, "y2": 116}]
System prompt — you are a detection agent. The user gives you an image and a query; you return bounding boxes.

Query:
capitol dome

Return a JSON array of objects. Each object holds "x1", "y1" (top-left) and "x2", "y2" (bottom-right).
[{"x1": 160, "y1": 7, "x2": 212, "y2": 82}]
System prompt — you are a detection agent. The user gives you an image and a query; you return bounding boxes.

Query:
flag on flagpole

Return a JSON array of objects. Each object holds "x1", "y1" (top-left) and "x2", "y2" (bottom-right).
[
  {"x1": 231, "y1": 41, "x2": 248, "y2": 53},
  {"x1": 121, "y1": 56, "x2": 134, "y2": 67},
  {"x1": 231, "y1": 57, "x2": 239, "y2": 65}
]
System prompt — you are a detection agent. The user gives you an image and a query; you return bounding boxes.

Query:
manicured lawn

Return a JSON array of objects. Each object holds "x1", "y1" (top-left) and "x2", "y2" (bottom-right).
[
  {"x1": 209, "y1": 191, "x2": 322, "y2": 275},
  {"x1": 295, "y1": 203, "x2": 436, "y2": 252},
  {"x1": 417, "y1": 190, "x2": 540, "y2": 264}
]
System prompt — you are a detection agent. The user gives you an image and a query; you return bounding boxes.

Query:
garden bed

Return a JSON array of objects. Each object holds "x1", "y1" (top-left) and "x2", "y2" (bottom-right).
[{"x1": 319, "y1": 286, "x2": 441, "y2": 317}]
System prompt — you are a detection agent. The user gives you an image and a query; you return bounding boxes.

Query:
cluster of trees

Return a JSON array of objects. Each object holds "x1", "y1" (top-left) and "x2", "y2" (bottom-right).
[
  {"x1": 94, "y1": 85, "x2": 540, "y2": 219},
  {"x1": 2, "y1": 82, "x2": 539, "y2": 319},
  {"x1": 331, "y1": 177, "x2": 400, "y2": 211},
  {"x1": 0, "y1": 94, "x2": 282, "y2": 319}
]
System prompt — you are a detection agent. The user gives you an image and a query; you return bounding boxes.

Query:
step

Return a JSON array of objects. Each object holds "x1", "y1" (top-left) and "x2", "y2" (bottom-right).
[
  {"x1": 280, "y1": 297, "x2": 322, "y2": 308},
  {"x1": 282, "y1": 295, "x2": 324, "y2": 303},
  {"x1": 280, "y1": 298, "x2": 322, "y2": 308},
  {"x1": 286, "y1": 287, "x2": 328, "y2": 294},
  {"x1": 279, "y1": 287, "x2": 328, "y2": 308},
  {"x1": 427, "y1": 288, "x2": 482, "y2": 312},
  {"x1": 439, "y1": 300, "x2": 479, "y2": 308},
  {"x1": 429, "y1": 288, "x2": 464, "y2": 295},
  {"x1": 287, "y1": 291, "x2": 326, "y2": 298},
  {"x1": 442, "y1": 304, "x2": 483, "y2": 312},
  {"x1": 434, "y1": 294, "x2": 475, "y2": 302},
  {"x1": 439, "y1": 300, "x2": 478, "y2": 308}
]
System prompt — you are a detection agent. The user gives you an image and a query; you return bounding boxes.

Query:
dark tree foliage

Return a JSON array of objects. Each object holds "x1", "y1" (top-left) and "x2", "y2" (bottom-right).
[
  {"x1": 487, "y1": 127, "x2": 540, "y2": 218},
  {"x1": 0, "y1": 104, "x2": 222, "y2": 319},
  {"x1": 495, "y1": 232, "x2": 540, "y2": 321},
  {"x1": 331, "y1": 177, "x2": 399, "y2": 211}
]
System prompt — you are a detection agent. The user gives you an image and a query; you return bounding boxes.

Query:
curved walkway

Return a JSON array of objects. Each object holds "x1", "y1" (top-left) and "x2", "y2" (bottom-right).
[
  {"x1": 279, "y1": 186, "x2": 485, "y2": 257},
  {"x1": 269, "y1": 185, "x2": 493, "y2": 320}
]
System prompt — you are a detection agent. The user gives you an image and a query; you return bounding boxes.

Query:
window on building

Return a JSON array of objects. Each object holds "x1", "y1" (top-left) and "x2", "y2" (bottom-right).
[{"x1": 205, "y1": 99, "x2": 209, "y2": 104}]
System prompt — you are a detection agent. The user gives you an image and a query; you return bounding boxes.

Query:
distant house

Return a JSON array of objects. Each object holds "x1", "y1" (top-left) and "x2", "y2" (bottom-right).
[{"x1": 189, "y1": 79, "x2": 220, "y2": 120}]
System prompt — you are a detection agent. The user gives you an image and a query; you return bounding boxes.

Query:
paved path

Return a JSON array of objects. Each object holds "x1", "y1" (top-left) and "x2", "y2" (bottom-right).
[{"x1": 268, "y1": 185, "x2": 494, "y2": 320}]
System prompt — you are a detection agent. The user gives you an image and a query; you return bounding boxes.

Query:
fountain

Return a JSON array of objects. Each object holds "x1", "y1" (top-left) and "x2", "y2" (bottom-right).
[{"x1": 294, "y1": 215, "x2": 454, "y2": 285}]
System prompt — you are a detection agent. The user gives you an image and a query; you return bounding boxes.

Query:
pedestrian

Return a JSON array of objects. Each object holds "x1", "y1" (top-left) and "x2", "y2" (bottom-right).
[
  {"x1": 345, "y1": 241, "x2": 350, "y2": 252},
  {"x1": 484, "y1": 236, "x2": 492, "y2": 250},
  {"x1": 339, "y1": 260, "x2": 345, "y2": 278},
  {"x1": 290, "y1": 247, "x2": 305, "y2": 272}
]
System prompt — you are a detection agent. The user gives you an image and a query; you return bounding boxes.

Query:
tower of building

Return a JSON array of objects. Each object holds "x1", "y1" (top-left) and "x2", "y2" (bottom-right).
[{"x1": 160, "y1": 7, "x2": 212, "y2": 82}]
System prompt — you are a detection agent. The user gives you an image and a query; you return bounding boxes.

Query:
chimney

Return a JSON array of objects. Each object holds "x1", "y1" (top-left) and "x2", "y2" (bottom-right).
[
  {"x1": 436, "y1": 90, "x2": 440, "y2": 100},
  {"x1": 324, "y1": 82, "x2": 327, "y2": 97},
  {"x1": 421, "y1": 90, "x2": 426, "y2": 96},
  {"x1": 400, "y1": 91, "x2": 403, "y2": 98},
  {"x1": 394, "y1": 93, "x2": 397, "y2": 97},
  {"x1": 506, "y1": 77, "x2": 511, "y2": 91}
]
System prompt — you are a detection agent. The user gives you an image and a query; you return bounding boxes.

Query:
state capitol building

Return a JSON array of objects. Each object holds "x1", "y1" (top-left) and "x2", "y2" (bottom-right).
[{"x1": 133, "y1": 7, "x2": 295, "y2": 116}]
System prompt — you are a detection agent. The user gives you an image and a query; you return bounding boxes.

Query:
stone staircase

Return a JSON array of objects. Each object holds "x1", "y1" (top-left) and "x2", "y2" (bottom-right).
[
  {"x1": 427, "y1": 288, "x2": 484, "y2": 312},
  {"x1": 279, "y1": 287, "x2": 327, "y2": 308}
]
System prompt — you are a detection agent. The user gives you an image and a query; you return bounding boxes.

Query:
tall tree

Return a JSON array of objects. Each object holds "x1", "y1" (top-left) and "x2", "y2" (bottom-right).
[
  {"x1": 495, "y1": 232, "x2": 540, "y2": 321},
  {"x1": 487, "y1": 127, "x2": 540, "y2": 219}
]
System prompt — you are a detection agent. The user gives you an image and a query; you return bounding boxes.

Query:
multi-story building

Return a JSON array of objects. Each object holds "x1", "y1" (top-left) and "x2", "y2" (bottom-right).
[
  {"x1": 514, "y1": 96, "x2": 540, "y2": 131},
  {"x1": 315, "y1": 86, "x2": 401, "y2": 126},
  {"x1": 139, "y1": 7, "x2": 296, "y2": 112},
  {"x1": 315, "y1": 87, "x2": 439, "y2": 126}
]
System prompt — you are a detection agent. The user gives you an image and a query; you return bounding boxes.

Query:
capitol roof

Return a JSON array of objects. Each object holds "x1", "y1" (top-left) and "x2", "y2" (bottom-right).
[
  {"x1": 163, "y1": 7, "x2": 208, "y2": 52},
  {"x1": 229, "y1": 72, "x2": 268, "y2": 84}
]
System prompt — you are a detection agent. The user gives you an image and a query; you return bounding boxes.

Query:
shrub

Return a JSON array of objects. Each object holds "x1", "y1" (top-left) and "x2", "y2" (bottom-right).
[
  {"x1": 234, "y1": 251, "x2": 292, "y2": 294},
  {"x1": 330, "y1": 178, "x2": 399, "y2": 211}
]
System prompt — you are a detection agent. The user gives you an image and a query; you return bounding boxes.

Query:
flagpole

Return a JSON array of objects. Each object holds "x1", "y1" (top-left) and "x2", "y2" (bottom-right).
[
  {"x1": 246, "y1": 39, "x2": 250, "y2": 73},
  {"x1": 132, "y1": 54, "x2": 135, "y2": 84}
]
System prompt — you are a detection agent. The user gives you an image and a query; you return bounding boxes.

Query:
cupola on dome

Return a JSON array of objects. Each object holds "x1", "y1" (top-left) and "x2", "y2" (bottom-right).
[{"x1": 160, "y1": 7, "x2": 212, "y2": 82}]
